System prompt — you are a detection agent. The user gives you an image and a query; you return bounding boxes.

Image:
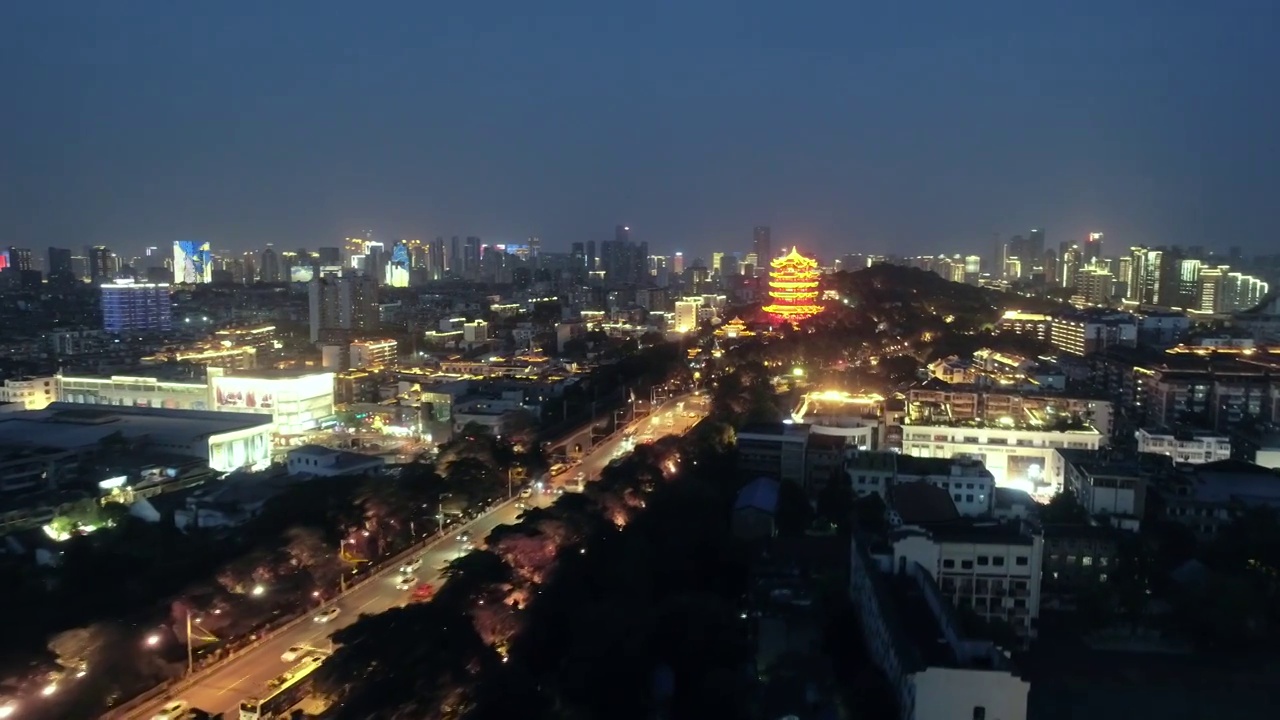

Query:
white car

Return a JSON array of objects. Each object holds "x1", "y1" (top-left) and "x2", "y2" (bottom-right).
[
  {"x1": 280, "y1": 645, "x2": 308, "y2": 663},
  {"x1": 151, "y1": 700, "x2": 190, "y2": 720},
  {"x1": 573, "y1": 471, "x2": 586, "y2": 483},
  {"x1": 314, "y1": 607, "x2": 341, "y2": 623},
  {"x1": 398, "y1": 557, "x2": 422, "y2": 574},
  {"x1": 394, "y1": 575, "x2": 415, "y2": 591},
  {"x1": 519, "y1": 487, "x2": 532, "y2": 498}
]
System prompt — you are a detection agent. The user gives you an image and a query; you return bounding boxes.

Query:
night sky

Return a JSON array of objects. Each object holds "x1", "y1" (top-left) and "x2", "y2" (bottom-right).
[{"x1": 3, "y1": 1, "x2": 1278, "y2": 260}]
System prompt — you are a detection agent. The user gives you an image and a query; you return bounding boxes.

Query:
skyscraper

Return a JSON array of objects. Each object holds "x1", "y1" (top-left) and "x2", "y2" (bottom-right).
[
  {"x1": 673, "y1": 252, "x2": 685, "y2": 275},
  {"x1": 48, "y1": 247, "x2": 73, "y2": 281},
  {"x1": 101, "y1": 280, "x2": 172, "y2": 333},
  {"x1": 259, "y1": 248, "x2": 281, "y2": 282},
  {"x1": 464, "y1": 237, "x2": 482, "y2": 277},
  {"x1": 1083, "y1": 233, "x2": 1104, "y2": 263},
  {"x1": 429, "y1": 238, "x2": 446, "y2": 279},
  {"x1": 89, "y1": 246, "x2": 114, "y2": 284},
  {"x1": 449, "y1": 236, "x2": 461, "y2": 273},
  {"x1": 6, "y1": 247, "x2": 32, "y2": 271},
  {"x1": 586, "y1": 240, "x2": 597, "y2": 271},
  {"x1": 308, "y1": 274, "x2": 379, "y2": 343},
  {"x1": 753, "y1": 226, "x2": 772, "y2": 275}
]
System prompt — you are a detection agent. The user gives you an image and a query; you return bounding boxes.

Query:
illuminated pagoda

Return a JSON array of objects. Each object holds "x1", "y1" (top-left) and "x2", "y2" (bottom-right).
[{"x1": 762, "y1": 247, "x2": 824, "y2": 322}]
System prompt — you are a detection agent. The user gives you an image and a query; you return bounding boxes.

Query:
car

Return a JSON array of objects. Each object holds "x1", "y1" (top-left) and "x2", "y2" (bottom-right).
[
  {"x1": 514, "y1": 500, "x2": 528, "y2": 509},
  {"x1": 456, "y1": 530, "x2": 472, "y2": 543},
  {"x1": 314, "y1": 607, "x2": 341, "y2": 623},
  {"x1": 394, "y1": 574, "x2": 415, "y2": 591},
  {"x1": 398, "y1": 558, "x2": 422, "y2": 574},
  {"x1": 151, "y1": 700, "x2": 190, "y2": 720},
  {"x1": 280, "y1": 645, "x2": 309, "y2": 663},
  {"x1": 573, "y1": 471, "x2": 586, "y2": 483},
  {"x1": 412, "y1": 583, "x2": 435, "y2": 600},
  {"x1": 519, "y1": 487, "x2": 532, "y2": 498}
]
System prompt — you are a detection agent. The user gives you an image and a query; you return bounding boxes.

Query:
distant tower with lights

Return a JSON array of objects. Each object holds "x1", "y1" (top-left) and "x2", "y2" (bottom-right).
[{"x1": 762, "y1": 247, "x2": 824, "y2": 323}]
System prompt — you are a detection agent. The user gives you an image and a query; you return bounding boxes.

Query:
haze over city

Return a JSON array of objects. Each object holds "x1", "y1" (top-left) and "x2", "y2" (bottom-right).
[{"x1": 5, "y1": 0, "x2": 1280, "y2": 258}]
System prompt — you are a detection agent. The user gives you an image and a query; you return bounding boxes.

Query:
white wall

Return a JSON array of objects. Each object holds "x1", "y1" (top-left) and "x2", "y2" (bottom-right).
[{"x1": 913, "y1": 666, "x2": 1028, "y2": 720}]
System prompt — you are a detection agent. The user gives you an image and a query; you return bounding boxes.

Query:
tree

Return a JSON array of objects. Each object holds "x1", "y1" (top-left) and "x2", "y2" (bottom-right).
[
  {"x1": 317, "y1": 602, "x2": 494, "y2": 718},
  {"x1": 773, "y1": 480, "x2": 813, "y2": 537},
  {"x1": 1040, "y1": 489, "x2": 1089, "y2": 525},
  {"x1": 490, "y1": 533, "x2": 559, "y2": 585},
  {"x1": 816, "y1": 475, "x2": 855, "y2": 533}
]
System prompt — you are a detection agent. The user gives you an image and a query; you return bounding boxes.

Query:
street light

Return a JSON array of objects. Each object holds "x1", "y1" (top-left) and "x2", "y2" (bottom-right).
[
  {"x1": 145, "y1": 634, "x2": 162, "y2": 647},
  {"x1": 251, "y1": 584, "x2": 266, "y2": 597}
]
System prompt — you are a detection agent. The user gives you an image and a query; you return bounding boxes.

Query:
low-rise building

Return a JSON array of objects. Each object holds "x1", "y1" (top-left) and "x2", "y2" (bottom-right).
[
  {"x1": 1136, "y1": 427, "x2": 1231, "y2": 464},
  {"x1": 850, "y1": 538, "x2": 1030, "y2": 720},
  {"x1": 1041, "y1": 524, "x2": 1121, "y2": 608},
  {"x1": 0, "y1": 376, "x2": 58, "y2": 410},
  {"x1": 1153, "y1": 459, "x2": 1280, "y2": 539},
  {"x1": 285, "y1": 445, "x2": 386, "y2": 478},
  {"x1": 899, "y1": 420, "x2": 1105, "y2": 498},
  {"x1": 890, "y1": 519, "x2": 1044, "y2": 639},
  {"x1": 0, "y1": 403, "x2": 273, "y2": 473},
  {"x1": 845, "y1": 451, "x2": 996, "y2": 517},
  {"x1": 1058, "y1": 449, "x2": 1155, "y2": 524}
]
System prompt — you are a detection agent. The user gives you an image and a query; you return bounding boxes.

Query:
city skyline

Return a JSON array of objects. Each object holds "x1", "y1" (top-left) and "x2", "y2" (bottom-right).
[{"x1": 5, "y1": 2, "x2": 1280, "y2": 260}]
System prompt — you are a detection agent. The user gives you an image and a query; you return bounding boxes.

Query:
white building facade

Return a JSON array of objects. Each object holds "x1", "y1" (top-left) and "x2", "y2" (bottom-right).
[{"x1": 900, "y1": 423, "x2": 1104, "y2": 499}]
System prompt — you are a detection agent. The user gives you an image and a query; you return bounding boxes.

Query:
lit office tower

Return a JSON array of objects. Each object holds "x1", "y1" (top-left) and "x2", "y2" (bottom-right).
[
  {"x1": 711, "y1": 252, "x2": 724, "y2": 275},
  {"x1": 1028, "y1": 228, "x2": 1046, "y2": 263},
  {"x1": 6, "y1": 247, "x2": 32, "y2": 271},
  {"x1": 308, "y1": 274, "x2": 379, "y2": 343},
  {"x1": 89, "y1": 246, "x2": 114, "y2": 283},
  {"x1": 673, "y1": 252, "x2": 685, "y2": 275},
  {"x1": 100, "y1": 280, "x2": 172, "y2": 333},
  {"x1": 1198, "y1": 265, "x2": 1227, "y2": 313},
  {"x1": 1083, "y1": 233, "x2": 1104, "y2": 263},
  {"x1": 429, "y1": 238, "x2": 446, "y2": 279},
  {"x1": 753, "y1": 226, "x2": 772, "y2": 275}
]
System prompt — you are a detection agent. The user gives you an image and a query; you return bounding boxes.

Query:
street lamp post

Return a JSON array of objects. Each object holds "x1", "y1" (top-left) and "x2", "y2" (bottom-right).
[{"x1": 186, "y1": 611, "x2": 194, "y2": 676}]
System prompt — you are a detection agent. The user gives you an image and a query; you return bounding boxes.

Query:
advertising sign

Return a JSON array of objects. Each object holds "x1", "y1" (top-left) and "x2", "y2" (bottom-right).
[
  {"x1": 174, "y1": 240, "x2": 212, "y2": 283},
  {"x1": 214, "y1": 379, "x2": 276, "y2": 410}
]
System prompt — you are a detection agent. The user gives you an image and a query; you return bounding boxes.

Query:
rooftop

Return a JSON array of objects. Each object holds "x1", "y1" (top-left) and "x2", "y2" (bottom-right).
[
  {"x1": 734, "y1": 477, "x2": 780, "y2": 514},
  {"x1": 894, "y1": 518, "x2": 1037, "y2": 546},
  {"x1": 888, "y1": 482, "x2": 960, "y2": 525},
  {"x1": 0, "y1": 403, "x2": 273, "y2": 450}
]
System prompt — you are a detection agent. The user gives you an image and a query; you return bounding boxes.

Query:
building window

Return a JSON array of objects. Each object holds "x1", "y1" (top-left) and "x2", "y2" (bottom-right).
[
  {"x1": 973, "y1": 708, "x2": 986, "y2": 720},
  {"x1": 977, "y1": 556, "x2": 989, "y2": 566},
  {"x1": 992, "y1": 556, "x2": 1005, "y2": 567},
  {"x1": 1015, "y1": 556, "x2": 1029, "y2": 566},
  {"x1": 943, "y1": 559, "x2": 955, "y2": 569},
  {"x1": 1082, "y1": 556, "x2": 1094, "y2": 567},
  {"x1": 961, "y1": 560, "x2": 973, "y2": 570}
]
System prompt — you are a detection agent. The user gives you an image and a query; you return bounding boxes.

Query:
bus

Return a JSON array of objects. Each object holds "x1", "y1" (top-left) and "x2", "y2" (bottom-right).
[{"x1": 239, "y1": 655, "x2": 324, "y2": 720}]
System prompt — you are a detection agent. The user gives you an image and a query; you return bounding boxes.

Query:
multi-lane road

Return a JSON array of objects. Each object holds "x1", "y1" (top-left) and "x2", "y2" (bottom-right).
[{"x1": 127, "y1": 394, "x2": 707, "y2": 719}]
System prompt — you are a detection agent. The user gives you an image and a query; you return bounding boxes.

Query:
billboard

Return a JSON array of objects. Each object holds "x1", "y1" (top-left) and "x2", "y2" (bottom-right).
[
  {"x1": 214, "y1": 379, "x2": 276, "y2": 411},
  {"x1": 173, "y1": 240, "x2": 212, "y2": 283},
  {"x1": 0, "y1": 249, "x2": 9, "y2": 270},
  {"x1": 290, "y1": 265, "x2": 315, "y2": 283}
]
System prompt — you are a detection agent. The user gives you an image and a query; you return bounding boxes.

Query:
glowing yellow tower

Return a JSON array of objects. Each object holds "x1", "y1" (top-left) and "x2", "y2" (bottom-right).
[{"x1": 762, "y1": 247, "x2": 823, "y2": 322}]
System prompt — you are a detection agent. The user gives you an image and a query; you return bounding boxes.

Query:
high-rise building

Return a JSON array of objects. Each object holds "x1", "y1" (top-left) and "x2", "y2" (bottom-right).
[
  {"x1": 753, "y1": 226, "x2": 772, "y2": 276},
  {"x1": 308, "y1": 274, "x2": 379, "y2": 343},
  {"x1": 449, "y1": 236, "x2": 461, "y2": 273},
  {"x1": 586, "y1": 240, "x2": 597, "y2": 272},
  {"x1": 1027, "y1": 229, "x2": 1046, "y2": 263},
  {"x1": 1197, "y1": 265, "x2": 1227, "y2": 313},
  {"x1": 464, "y1": 237, "x2": 482, "y2": 277},
  {"x1": 1083, "y1": 233, "x2": 1104, "y2": 263},
  {"x1": 317, "y1": 247, "x2": 341, "y2": 266},
  {"x1": 6, "y1": 247, "x2": 32, "y2": 271},
  {"x1": 89, "y1": 246, "x2": 114, "y2": 284},
  {"x1": 48, "y1": 247, "x2": 73, "y2": 282},
  {"x1": 1059, "y1": 244, "x2": 1082, "y2": 288},
  {"x1": 673, "y1": 252, "x2": 685, "y2": 275},
  {"x1": 259, "y1": 248, "x2": 281, "y2": 282},
  {"x1": 101, "y1": 280, "x2": 172, "y2": 333},
  {"x1": 711, "y1": 252, "x2": 724, "y2": 275},
  {"x1": 429, "y1": 238, "x2": 446, "y2": 279}
]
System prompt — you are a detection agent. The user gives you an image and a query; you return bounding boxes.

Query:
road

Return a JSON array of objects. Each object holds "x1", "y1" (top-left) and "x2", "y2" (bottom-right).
[{"x1": 127, "y1": 393, "x2": 708, "y2": 719}]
